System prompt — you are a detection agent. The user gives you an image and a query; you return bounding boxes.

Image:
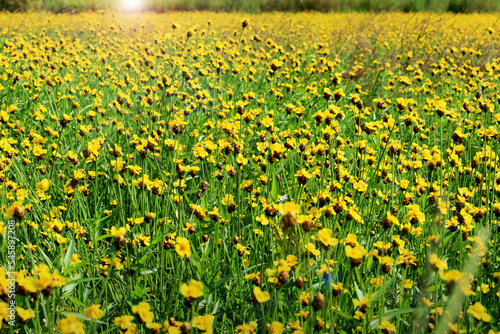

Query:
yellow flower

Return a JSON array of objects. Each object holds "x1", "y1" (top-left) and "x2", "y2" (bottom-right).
[
  {"x1": 354, "y1": 310, "x2": 364, "y2": 320},
  {"x1": 404, "y1": 279, "x2": 413, "y2": 289},
  {"x1": 244, "y1": 272, "x2": 260, "y2": 280},
  {"x1": 192, "y1": 314, "x2": 214, "y2": 333},
  {"x1": 305, "y1": 243, "x2": 321, "y2": 256},
  {"x1": 111, "y1": 226, "x2": 127, "y2": 237},
  {"x1": 256, "y1": 214, "x2": 269, "y2": 226},
  {"x1": 377, "y1": 319, "x2": 396, "y2": 333},
  {"x1": 270, "y1": 322, "x2": 284, "y2": 334},
  {"x1": 0, "y1": 303, "x2": 9, "y2": 323},
  {"x1": 83, "y1": 304, "x2": 104, "y2": 320},
  {"x1": 346, "y1": 244, "x2": 367, "y2": 260},
  {"x1": 36, "y1": 178, "x2": 50, "y2": 192},
  {"x1": 236, "y1": 243, "x2": 250, "y2": 255},
  {"x1": 346, "y1": 244, "x2": 367, "y2": 267},
  {"x1": 352, "y1": 180, "x2": 368, "y2": 193},
  {"x1": 175, "y1": 237, "x2": 191, "y2": 258},
  {"x1": 429, "y1": 254, "x2": 448, "y2": 271},
  {"x1": 5, "y1": 201, "x2": 23, "y2": 219},
  {"x1": 181, "y1": 279, "x2": 204, "y2": 299},
  {"x1": 56, "y1": 314, "x2": 85, "y2": 334},
  {"x1": 132, "y1": 302, "x2": 154, "y2": 323},
  {"x1": 467, "y1": 302, "x2": 491, "y2": 322},
  {"x1": 253, "y1": 286, "x2": 270, "y2": 303},
  {"x1": 236, "y1": 321, "x2": 258, "y2": 334},
  {"x1": 278, "y1": 202, "x2": 300, "y2": 216},
  {"x1": 317, "y1": 228, "x2": 339, "y2": 248},
  {"x1": 405, "y1": 204, "x2": 425, "y2": 225},
  {"x1": 16, "y1": 307, "x2": 35, "y2": 323},
  {"x1": 114, "y1": 315, "x2": 135, "y2": 330},
  {"x1": 147, "y1": 322, "x2": 162, "y2": 331},
  {"x1": 71, "y1": 254, "x2": 81, "y2": 264}
]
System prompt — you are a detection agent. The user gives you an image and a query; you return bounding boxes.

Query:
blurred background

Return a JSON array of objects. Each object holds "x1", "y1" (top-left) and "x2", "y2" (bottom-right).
[{"x1": 1, "y1": 0, "x2": 500, "y2": 13}]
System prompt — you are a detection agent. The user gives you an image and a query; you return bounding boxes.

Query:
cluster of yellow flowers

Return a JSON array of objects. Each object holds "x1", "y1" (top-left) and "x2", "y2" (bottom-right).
[{"x1": 1, "y1": 10, "x2": 500, "y2": 333}]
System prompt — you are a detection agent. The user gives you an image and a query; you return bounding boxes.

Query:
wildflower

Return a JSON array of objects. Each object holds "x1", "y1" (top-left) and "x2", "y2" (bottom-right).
[
  {"x1": 114, "y1": 315, "x2": 135, "y2": 330},
  {"x1": 181, "y1": 280, "x2": 204, "y2": 300},
  {"x1": 236, "y1": 321, "x2": 258, "y2": 334},
  {"x1": 5, "y1": 201, "x2": 24, "y2": 220},
  {"x1": 467, "y1": 302, "x2": 491, "y2": 322},
  {"x1": 429, "y1": 254, "x2": 448, "y2": 271},
  {"x1": 378, "y1": 319, "x2": 396, "y2": 334},
  {"x1": 279, "y1": 202, "x2": 300, "y2": 229},
  {"x1": 405, "y1": 204, "x2": 425, "y2": 225},
  {"x1": 83, "y1": 304, "x2": 104, "y2": 320},
  {"x1": 252, "y1": 286, "x2": 270, "y2": 304},
  {"x1": 317, "y1": 228, "x2": 338, "y2": 250},
  {"x1": 56, "y1": 314, "x2": 85, "y2": 334},
  {"x1": 147, "y1": 322, "x2": 162, "y2": 333},
  {"x1": 346, "y1": 245, "x2": 367, "y2": 267},
  {"x1": 352, "y1": 180, "x2": 368, "y2": 193},
  {"x1": 269, "y1": 322, "x2": 284, "y2": 334},
  {"x1": 305, "y1": 243, "x2": 321, "y2": 256},
  {"x1": 353, "y1": 296, "x2": 371, "y2": 313},
  {"x1": 192, "y1": 314, "x2": 214, "y2": 333},
  {"x1": 175, "y1": 237, "x2": 191, "y2": 258},
  {"x1": 295, "y1": 169, "x2": 311, "y2": 185},
  {"x1": 111, "y1": 226, "x2": 127, "y2": 250},
  {"x1": 380, "y1": 257, "x2": 394, "y2": 273},
  {"x1": 383, "y1": 212, "x2": 399, "y2": 229},
  {"x1": 16, "y1": 307, "x2": 35, "y2": 323},
  {"x1": 354, "y1": 311, "x2": 364, "y2": 321},
  {"x1": 36, "y1": 178, "x2": 50, "y2": 192},
  {"x1": 255, "y1": 214, "x2": 269, "y2": 226},
  {"x1": 132, "y1": 302, "x2": 154, "y2": 324}
]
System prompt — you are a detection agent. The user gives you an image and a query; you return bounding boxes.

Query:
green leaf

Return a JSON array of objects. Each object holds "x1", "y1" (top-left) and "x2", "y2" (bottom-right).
[
  {"x1": 64, "y1": 259, "x2": 91, "y2": 276},
  {"x1": 213, "y1": 273, "x2": 233, "y2": 291},
  {"x1": 65, "y1": 295, "x2": 87, "y2": 308},
  {"x1": 62, "y1": 274, "x2": 81, "y2": 296},
  {"x1": 97, "y1": 215, "x2": 113, "y2": 231},
  {"x1": 139, "y1": 253, "x2": 150, "y2": 265},
  {"x1": 37, "y1": 247, "x2": 54, "y2": 271},
  {"x1": 151, "y1": 233, "x2": 165, "y2": 246},
  {"x1": 426, "y1": 284, "x2": 437, "y2": 293},
  {"x1": 183, "y1": 193, "x2": 193, "y2": 204},
  {"x1": 63, "y1": 276, "x2": 102, "y2": 296},
  {"x1": 201, "y1": 193, "x2": 207, "y2": 209},
  {"x1": 139, "y1": 268, "x2": 163, "y2": 276},
  {"x1": 96, "y1": 233, "x2": 112, "y2": 242},
  {"x1": 67, "y1": 277, "x2": 102, "y2": 284},
  {"x1": 382, "y1": 308, "x2": 425, "y2": 319},
  {"x1": 331, "y1": 308, "x2": 353, "y2": 320},
  {"x1": 271, "y1": 174, "x2": 278, "y2": 202},
  {"x1": 76, "y1": 196, "x2": 89, "y2": 221},
  {"x1": 134, "y1": 280, "x2": 144, "y2": 299},
  {"x1": 63, "y1": 240, "x2": 75, "y2": 270},
  {"x1": 353, "y1": 280, "x2": 364, "y2": 301}
]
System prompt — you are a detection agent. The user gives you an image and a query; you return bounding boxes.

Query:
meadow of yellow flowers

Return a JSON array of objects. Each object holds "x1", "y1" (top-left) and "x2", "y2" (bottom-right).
[{"x1": 1, "y1": 10, "x2": 500, "y2": 334}]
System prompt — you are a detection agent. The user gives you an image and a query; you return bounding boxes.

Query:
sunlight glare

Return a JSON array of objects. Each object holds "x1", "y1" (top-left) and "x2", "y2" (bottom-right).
[{"x1": 122, "y1": 0, "x2": 142, "y2": 11}]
